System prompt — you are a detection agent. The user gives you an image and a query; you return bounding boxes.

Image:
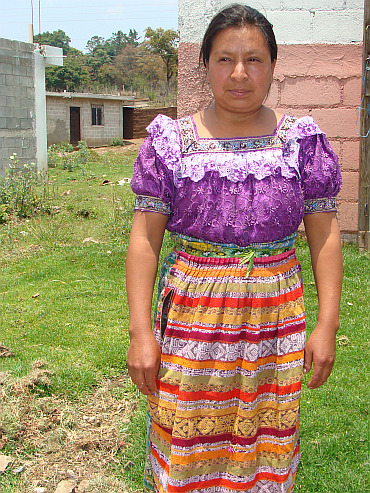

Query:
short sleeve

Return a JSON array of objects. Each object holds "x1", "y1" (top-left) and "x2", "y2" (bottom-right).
[
  {"x1": 289, "y1": 117, "x2": 342, "y2": 215},
  {"x1": 131, "y1": 136, "x2": 175, "y2": 215}
]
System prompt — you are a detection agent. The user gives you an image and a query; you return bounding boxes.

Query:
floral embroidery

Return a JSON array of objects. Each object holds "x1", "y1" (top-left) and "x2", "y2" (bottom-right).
[
  {"x1": 134, "y1": 195, "x2": 171, "y2": 215},
  {"x1": 130, "y1": 114, "x2": 342, "y2": 245},
  {"x1": 304, "y1": 197, "x2": 337, "y2": 214},
  {"x1": 178, "y1": 115, "x2": 298, "y2": 154}
]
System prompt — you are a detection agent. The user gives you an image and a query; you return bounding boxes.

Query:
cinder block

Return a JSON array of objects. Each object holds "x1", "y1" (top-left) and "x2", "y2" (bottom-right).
[
  {"x1": 1, "y1": 63, "x2": 13, "y2": 75},
  {"x1": 327, "y1": 139, "x2": 341, "y2": 160},
  {"x1": 342, "y1": 140, "x2": 360, "y2": 170},
  {"x1": 0, "y1": 118, "x2": 7, "y2": 129},
  {"x1": 6, "y1": 96, "x2": 20, "y2": 108},
  {"x1": 12, "y1": 65, "x2": 28, "y2": 77},
  {"x1": 275, "y1": 44, "x2": 362, "y2": 79},
  {"x1": 280, "y1": 76, "x2": 341, "y2": 107},
  {"x1": 345, "y1": 0, "x2": 364, "y2": 7},
  {"x1": 5, "y1": 75, "x2": 20, "y2": 88},
  {"x1": 338, "y1": 171, "x2": 359, "y2": 201},
  {"x1": 0, "y1": 74, "x2": 5, "y2": 85},
  {"x1": 262, "y1": 11, "x2": 313, "y2": 44},
  {"x1": 20, "y1": 97, "x2": 33, "y2": 109},
  {"x1": 274, "y1": 107, "x2": 311, "y2": 118},
  {"x1": 311, "y1": 108, "x2": 358, "y2": 139},
  {"x1": 22, "y1": 77, "x2": 34, "y2": 88},
  {"x1": 337, "y1": 201, "x2": 358, "y2": 232},
  {"x1": 312, "y1": 11, "x2": 363, "y2": 43},
  {"x1": 6, "y1": 118, "x2": 19, "y2": 129},
  {"x1": 21, "y1": 118, "x2": 32, "y2": 130},
  {"x1": 1, "y1": 107, "x2": 14, "y2": 118},
  {"x1": 0, "y1": 54, "x2": 12, "y2": 64},
  {"x1": 14, "y1": 108, "x2": 28, "y2": 119},
  {"x1": 281, "y1": 0, "x2": 345, "y2": 9},
  {"x1": 342, "y1": 77, "x2": 362, "y2": 106}
]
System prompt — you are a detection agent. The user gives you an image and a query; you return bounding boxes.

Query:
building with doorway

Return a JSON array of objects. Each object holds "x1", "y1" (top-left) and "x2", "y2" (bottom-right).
[{"x1": 46, "y1": 92, "x2": 136, "y2": 147}]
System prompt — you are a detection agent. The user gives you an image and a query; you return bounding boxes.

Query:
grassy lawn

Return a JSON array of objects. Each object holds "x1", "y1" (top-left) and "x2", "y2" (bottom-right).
[{"x1": 0, "y1": 149, "x2": 368, "y2": 492}]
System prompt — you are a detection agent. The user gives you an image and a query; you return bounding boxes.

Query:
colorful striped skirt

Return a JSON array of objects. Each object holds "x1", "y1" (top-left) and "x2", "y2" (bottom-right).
[{"x1": 145, "y1": 236, "x2": 305, "y2": 493}]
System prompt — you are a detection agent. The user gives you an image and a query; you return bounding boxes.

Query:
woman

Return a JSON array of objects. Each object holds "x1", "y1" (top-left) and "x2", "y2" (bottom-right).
[{"x1": 126, "y1": 4, "x2": 342, "y2": 492}]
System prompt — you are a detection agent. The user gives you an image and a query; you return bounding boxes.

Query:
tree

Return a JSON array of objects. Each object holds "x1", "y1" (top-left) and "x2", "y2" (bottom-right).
[
  {"x1": 85, "y1": 36, "x2": 106, "y2": 55},
  {"x1": 45, "y1": 57, "x2": 90, "y2": 91},
  {"x1": 34, "y1": 29, "x2": 72, "y2": 55},
  {"x1": 106, "y1": 29, "x2": 140, "y2": 57},
  {"x1": 144, "y1": 28, "x2": 179, "y2": 85}
]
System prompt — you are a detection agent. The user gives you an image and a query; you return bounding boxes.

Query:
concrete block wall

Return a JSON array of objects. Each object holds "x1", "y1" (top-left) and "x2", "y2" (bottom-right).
[
  {"x1": 0, "y1": 38, "x2": 37, "y2": 173},
  {"x1": 79, "y1": 99, "x2": 123, "y2": 147},
  {"x1": 46, "y1": 97, "x2": 69, "y2": 145},
  {"x1": 178, "y1": 0, "x2": 364, "y2": 234}
]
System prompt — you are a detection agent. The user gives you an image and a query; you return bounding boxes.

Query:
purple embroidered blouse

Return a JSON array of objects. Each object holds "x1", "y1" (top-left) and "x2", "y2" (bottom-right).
[{"x1": 131, "y1": 114, "x2": 342, "y2": 246}]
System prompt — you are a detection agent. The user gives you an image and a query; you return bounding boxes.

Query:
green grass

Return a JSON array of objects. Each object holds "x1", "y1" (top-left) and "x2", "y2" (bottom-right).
[{"x1": 0, "y1": 151, "x2": 369, "y2": 492}]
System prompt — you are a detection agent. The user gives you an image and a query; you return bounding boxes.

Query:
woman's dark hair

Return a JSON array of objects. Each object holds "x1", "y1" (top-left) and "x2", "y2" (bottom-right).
[{"x1": 200, "y1": 4, "x2": 277, "y2": 66}]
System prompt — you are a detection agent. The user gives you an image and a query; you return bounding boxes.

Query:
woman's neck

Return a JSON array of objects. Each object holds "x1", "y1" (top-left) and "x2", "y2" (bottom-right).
[{"x1": 195, "y1": 105, "x2": 280, "y2": 138}]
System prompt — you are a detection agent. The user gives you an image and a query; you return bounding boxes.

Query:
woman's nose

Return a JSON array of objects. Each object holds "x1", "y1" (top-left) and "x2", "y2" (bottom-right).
[{"x1": 231, "y1": 62, "x2": 248, "y2": 81}]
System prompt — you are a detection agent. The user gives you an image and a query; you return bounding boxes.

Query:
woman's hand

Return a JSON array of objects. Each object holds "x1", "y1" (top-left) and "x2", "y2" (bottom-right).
[
  {"x1": 127, "y1": 330, "x2": 161, "y2": 395},
  {"x1": 303, "y1": 211, "x2": 342, "y2": 389},
  {"x1": 126, "y1": 210, "x2": 168, "y2": 394},
  {"x1": 303, "y1": 322, "x2": 337, "y2": 389}
]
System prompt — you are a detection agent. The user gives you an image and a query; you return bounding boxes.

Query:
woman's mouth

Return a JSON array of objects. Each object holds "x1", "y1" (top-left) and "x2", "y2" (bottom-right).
[{"x1": 229, "y1": 89, "x2": 251, "y2": 97}]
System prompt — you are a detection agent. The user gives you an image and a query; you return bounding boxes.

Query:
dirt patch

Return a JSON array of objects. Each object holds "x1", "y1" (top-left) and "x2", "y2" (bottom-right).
[
  {"x1": 91, "y1": 140, "x2": 144, "y2": 156},
  {"x1": 0, "y1": 361, "x2": 139, "y2": 492}
]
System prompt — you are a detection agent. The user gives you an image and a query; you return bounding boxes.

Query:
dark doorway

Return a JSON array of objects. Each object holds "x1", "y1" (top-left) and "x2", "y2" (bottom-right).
[{"x1": 70, "y1": 107, "x2": 81, "y2": 144}]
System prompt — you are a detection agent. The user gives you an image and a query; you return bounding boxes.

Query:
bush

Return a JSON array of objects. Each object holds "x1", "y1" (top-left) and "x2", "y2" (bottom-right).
[
  {"x1": 110, "y1": 137, "x2": 126, "y2": 147},
  {"x1": 47, "y1": 141, "x2": 90, "y2": 173},
  {"x1": 53, "y1": 141, "x2": 74, "y2": 153},
  {"x1": 0, "y1": 154, "x2": 52, "y2": 219}
]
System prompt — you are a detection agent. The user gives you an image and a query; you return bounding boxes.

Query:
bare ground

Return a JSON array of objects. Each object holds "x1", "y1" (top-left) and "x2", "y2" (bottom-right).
[
  {"x1": 0, "y1": 361, "x2": 139, "y2": 493},
  {"x1": 91, "y1": 140, "x2": 144, "y2": 156}
]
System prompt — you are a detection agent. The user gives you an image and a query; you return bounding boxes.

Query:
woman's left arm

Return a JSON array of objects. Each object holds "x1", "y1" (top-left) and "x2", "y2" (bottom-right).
[{"x1": 303, "y1": 211, "x2": 343, "y2": 389}]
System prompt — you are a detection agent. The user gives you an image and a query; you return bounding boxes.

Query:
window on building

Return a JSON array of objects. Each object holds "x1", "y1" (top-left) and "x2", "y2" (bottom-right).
[{"x1": 91, "y1": 105, "x2": 103, "y2": 126}]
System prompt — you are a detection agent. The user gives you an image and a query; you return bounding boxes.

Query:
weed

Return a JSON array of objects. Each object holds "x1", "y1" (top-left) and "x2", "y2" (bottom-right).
[
  {"x1": 110, "y1": 137, "x2": 127, "y2": 147},
  {"x1": 0, "y1": 154, "x2": 53, "y2": 220}
]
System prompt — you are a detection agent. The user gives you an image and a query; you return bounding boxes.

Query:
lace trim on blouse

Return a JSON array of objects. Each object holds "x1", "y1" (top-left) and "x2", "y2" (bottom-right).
[
  {"x1": 134, "y1": 195, "x2": 171, "y2": 215},
  {"x1": 304, "y1": 197, "x2": 337, "y2": 214},
  {"x1": 146, "y1": 114, "x2": 324, "y2": 186}
]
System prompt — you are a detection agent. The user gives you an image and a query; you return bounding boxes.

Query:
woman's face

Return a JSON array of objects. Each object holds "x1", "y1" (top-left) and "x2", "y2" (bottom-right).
[{"x1": 206, "y1": 26, "x2": 276, "y2": 116}]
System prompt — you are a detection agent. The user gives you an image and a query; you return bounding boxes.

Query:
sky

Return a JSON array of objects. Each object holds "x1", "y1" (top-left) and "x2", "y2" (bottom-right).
[{"x1": 0, "y1": 0, "x2": 178, "y2": 52}]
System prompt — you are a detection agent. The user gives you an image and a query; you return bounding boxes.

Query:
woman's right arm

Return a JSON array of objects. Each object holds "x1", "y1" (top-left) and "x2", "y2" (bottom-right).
[{"x1": 126, "y1": 210, "x2": 168, "y2": 395}]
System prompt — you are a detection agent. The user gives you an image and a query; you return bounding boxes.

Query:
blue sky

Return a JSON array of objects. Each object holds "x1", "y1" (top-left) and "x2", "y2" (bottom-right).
[{"x1": 0, "y1": 0, "x2": 178, "y2": 52}]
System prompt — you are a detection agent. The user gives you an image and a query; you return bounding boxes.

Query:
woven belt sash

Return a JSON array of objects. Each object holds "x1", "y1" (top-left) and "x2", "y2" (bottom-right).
[{"x1": 171, "y1": 232, "x2": 298, "y2": 277}]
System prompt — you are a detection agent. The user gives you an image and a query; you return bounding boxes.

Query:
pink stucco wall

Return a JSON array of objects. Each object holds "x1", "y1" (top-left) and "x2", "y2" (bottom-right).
[{"x1": 178, "y1": 42, "x2": 363, "y2": 234}]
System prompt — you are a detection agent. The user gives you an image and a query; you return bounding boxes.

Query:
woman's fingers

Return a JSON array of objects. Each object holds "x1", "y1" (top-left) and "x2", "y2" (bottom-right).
[{"x1": 127, "y1": 335, "x2": 161, "y2": 395}]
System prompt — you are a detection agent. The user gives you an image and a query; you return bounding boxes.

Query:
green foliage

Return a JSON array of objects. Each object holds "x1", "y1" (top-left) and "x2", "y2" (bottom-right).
[
  {"x1": 144, "y1": 27, "x2": 179, "y2": 84},
  {"x1": 53, "y1": 141, "x2": 74, "y2": 153},
  {"x1": 0, "y1": 154, "x2": 52, "y2": 219},
  {"x1": 37, "y1": 26, "x2": 177, "y2": 98},
  {"x1": 0, "y1": 204, "x2": 10, "y2": 224},
  {"x1": 34, "y1": 29, "x2": 72, "y2": 55},
  {"x1": 47, "y1": 141, "x2": 90, "y2": 173},
  {"x1": 45, "y1": 57, "x2": 90, "y2": 92},
  {"x1": 110, "y1": 137, "x2": 126, "y2": 146}
]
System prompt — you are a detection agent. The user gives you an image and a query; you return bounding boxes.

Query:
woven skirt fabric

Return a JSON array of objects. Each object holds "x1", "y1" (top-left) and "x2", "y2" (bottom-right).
[{"x1": 146, "y1": 249, "x2": 305, "y2": 493}]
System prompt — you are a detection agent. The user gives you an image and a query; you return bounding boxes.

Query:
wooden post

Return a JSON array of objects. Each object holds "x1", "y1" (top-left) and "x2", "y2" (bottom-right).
[{"x1": 358, "y1": 0, "x2": 370, "y2": 251}]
